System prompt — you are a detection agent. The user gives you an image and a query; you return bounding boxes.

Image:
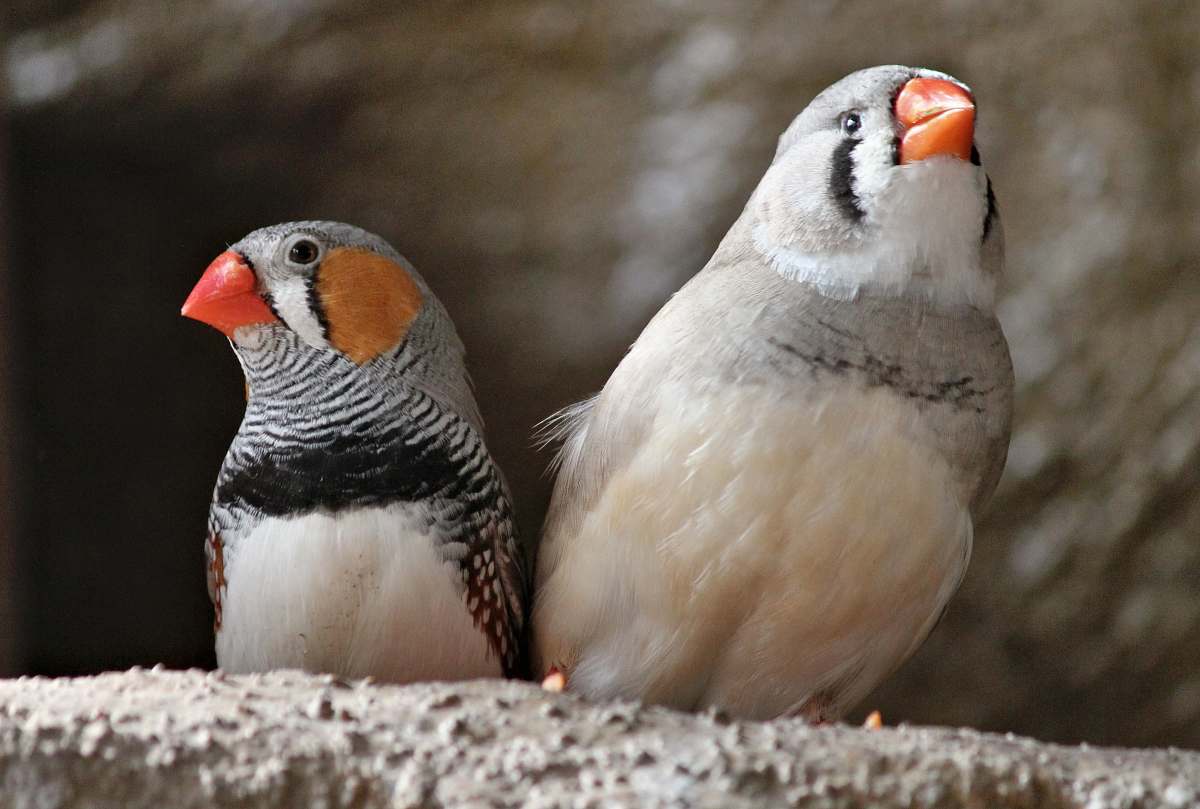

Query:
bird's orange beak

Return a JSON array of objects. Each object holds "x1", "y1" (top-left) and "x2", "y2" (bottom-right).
[
  {"x1": 181, "y1": 251, "x2": 279, "y2": 337},
  {"x1": 895, "y1": 77, "x2": 975, "y2": 164}
]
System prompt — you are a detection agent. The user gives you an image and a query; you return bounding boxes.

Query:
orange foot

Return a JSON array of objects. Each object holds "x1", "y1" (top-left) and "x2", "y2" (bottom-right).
[
  {"x1": 541, "y1": 666, "x2": 567, "y2": 693},
  {"x1": 863, "y1": 710, "x2": 883, "y2": 730}
]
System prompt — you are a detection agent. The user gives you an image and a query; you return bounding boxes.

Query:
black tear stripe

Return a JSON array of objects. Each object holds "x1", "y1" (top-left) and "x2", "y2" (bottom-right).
[
  {"x1": 982, "y1": 176, "x2": 997, "y2": 242},
  {"x1": 240, "y1": 251, "x2": 286, "y2": 324},
  {"x1": 262, "y1": 292, "x2": 284, "y2": 325},
  {"x1": 970, "y1": 144, "x2": 981, "y2": 166},
  {"x1": 829, "y1": 137, "x2": 865, "y2": 223},
  {"x1": 305, "y1": 271, "x2": 331, "y2": 340}
]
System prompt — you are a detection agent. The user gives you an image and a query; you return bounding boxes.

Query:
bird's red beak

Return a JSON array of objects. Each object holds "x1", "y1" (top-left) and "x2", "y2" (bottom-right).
[
  {"x1": 895, "y1": 77, "x2": 975, "y2": 164},
  {"x1": 181, "y1": 251, "x2": 279, "y2": 337}
]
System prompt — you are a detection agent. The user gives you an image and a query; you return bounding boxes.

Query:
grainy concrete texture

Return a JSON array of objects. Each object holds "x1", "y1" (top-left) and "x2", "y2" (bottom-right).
[{"x1": 0, "y1": 669, "x2": 1195, "y2": 809}]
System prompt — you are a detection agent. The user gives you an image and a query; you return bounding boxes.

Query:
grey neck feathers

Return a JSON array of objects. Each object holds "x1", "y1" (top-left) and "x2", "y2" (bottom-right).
[
  {"x1": 233, "y1": 310, "x2": 483, "y2": 438},
  {"x1": 732, "y1": 158, "x2": 997, "y2": 309}
]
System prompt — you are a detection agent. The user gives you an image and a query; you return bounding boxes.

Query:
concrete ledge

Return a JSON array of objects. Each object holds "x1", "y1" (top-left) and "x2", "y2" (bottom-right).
[{"x1": 0, "y1": 669, "x2": 1195, "y2": 808}]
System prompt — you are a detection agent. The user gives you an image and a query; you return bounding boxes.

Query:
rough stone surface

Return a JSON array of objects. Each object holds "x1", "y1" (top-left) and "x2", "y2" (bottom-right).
[
  {"x1": 5, "y1": 1, "x2": 1200, "y2": 749},
  {"x1": 0, "y1": 669, "x2": 1196, "y2": 809}
]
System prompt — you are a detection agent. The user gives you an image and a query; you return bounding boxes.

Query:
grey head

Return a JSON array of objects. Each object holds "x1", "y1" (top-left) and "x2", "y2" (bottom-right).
[
  {"x1": 183, "y1": 220, "x2": 483, "y2": 431},
  {"x1": 737, "y1": 65, "x2": 1001, "y2": 308}
]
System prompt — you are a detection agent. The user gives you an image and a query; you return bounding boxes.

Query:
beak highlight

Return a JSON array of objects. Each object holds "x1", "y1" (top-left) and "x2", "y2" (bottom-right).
[
  {"x1": 181, "y1": 251, "x2": 279, "y2": 337},
  {"x1": 895, "y1": 77, "x2": 975, "y2": 164}
]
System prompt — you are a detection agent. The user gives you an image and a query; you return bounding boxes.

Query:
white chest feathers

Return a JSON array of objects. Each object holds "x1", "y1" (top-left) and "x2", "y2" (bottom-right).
[
  {"x1": 216, "y1": 505, "x2": 498, "y2": 682},
  {"x1": 535, "y1": 382, "x2": 972, "y2": 719}
]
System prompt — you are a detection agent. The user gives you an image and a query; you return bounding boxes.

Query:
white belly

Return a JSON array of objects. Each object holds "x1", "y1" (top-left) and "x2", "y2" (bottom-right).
[
  {"x1": 216, "y1": 505, "x2": 499, "y2": 682},
  {"x1": 535, "y1": 382, "x2": 971, "y2": 719}
]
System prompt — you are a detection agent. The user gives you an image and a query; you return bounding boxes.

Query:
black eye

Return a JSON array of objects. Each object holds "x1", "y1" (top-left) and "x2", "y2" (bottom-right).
[
  {"x1": 288, "y1": 239, "x2": 319, "y2": 265},
  {"x1": 840, "y1": 112, "x2": 863, "y2": 137}
]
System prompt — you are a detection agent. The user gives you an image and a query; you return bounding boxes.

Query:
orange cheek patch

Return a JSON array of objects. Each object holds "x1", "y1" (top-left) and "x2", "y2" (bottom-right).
[{"x1": 316, "y1": 247, "x2": 424, "y2": 364}]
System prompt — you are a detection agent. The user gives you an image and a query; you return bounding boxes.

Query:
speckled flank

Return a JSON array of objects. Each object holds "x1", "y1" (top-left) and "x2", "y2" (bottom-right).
[
  {"x1": 205, "y1": 533, "x2": 226, "y2": 632},
  {"x1": 0, "y1": 669, "x2": 1195, "y2": 808}
]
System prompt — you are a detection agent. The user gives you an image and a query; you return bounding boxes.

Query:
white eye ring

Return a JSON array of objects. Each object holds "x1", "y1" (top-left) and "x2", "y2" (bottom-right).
[
  {"x1": 840, "y1": 111, "x2": 863, "y2": 137},
  {"x1": 284, "y1": 235, "x2": 322, "y2": 267}
]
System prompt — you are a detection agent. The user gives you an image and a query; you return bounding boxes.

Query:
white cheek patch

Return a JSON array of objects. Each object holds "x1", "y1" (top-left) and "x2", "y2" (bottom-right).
[
  {"x1": 269, "y1": 276, "x2": 331, "y2": 350},
  {"x1": 756, "y1": 153, "x2": 994, "y2": 309},
  {"x1": 847, "y1": 128, "x2": 900, "y2": 201}
]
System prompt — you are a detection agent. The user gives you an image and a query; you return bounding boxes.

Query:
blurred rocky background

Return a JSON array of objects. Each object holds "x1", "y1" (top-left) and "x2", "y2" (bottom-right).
[{"x1": 2, "y1": 0, "x2": 1197, "y2": 750}]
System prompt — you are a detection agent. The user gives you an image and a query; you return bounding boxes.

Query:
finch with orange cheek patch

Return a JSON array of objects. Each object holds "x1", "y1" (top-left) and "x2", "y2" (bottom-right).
[{"x1": 183, "y1": 221, "x2": 526, "y2": 681}]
